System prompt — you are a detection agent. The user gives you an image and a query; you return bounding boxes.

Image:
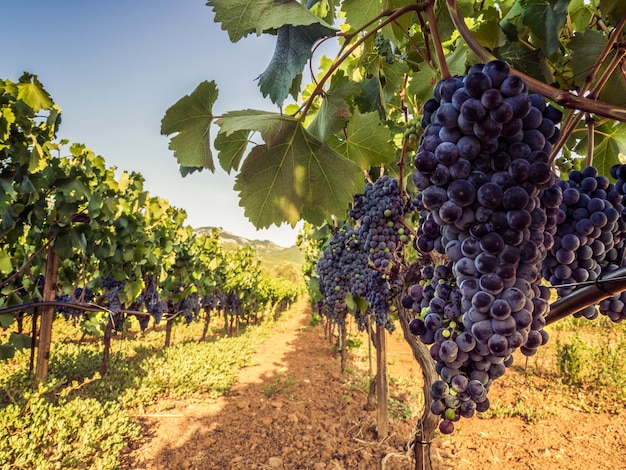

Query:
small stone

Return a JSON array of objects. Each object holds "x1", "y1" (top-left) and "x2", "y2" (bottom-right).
[
  {"x1": 288, "y1": 413, "x2": 298, "y2": 423},
  {"x1": 271, "y1": 401, "x2": 283, "y2": 408},
  {"x1": 313, "y1": 463, "x2": 326, "y2": 470},
  {"x1": 268, "y1": 456, "x2": 283, "y2": 468}
]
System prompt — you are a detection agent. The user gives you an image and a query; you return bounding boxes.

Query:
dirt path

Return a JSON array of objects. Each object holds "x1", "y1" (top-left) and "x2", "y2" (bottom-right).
[{"x1": 123, "y1": 302, "x2": 626, "y2": 470}]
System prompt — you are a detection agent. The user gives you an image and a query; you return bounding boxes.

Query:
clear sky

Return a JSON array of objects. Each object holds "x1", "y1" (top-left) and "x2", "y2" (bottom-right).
[{"x1": 2, "y1": 0, "x2": 309, "y2": 247}]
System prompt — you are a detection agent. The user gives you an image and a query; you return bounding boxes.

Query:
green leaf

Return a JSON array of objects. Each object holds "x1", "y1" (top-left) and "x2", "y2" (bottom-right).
[
  {"x1": 70, "y1": 230, "x2": 87, "y2": 253},
  {"x1": 9, "y1": 332, "x2": 32, "y2": 352},
  {"x1": 355, "y1": 76, "x2": 385, "y2": 117},
  {"x1": 407, "y1": 67, "x2": 438, "y2": 104},
  {"x1": 161, "y1": 80, "x2": 217, "y2": 171},
  {"x1": 521, "y1": 0, "x2": 569, "y2": 57},
  {"x1": 446, "y1": 42, "x2": 469, "y2": 78},
  {"x1": 574, "y1": 122, "x2": 626, "y2": 177},
  {"x1": 258, "y1": 23, "x2": 336, "y2": 106},
  {"x1": 219, "y1": 110, "x2": 362, "y2": 228},
  {"x1": 380, "y1": 59, "x2": 410, "y2": 101},
  {"x1": 569, "y1": 30, "x2": 626, "y2": 107},
  {"x1": 330, "y1": 111, "x2": 395, "y2": 170},
  {"x1": 0, "y1": 344, "x2": 15, "y2": 360},
  {"x1": 207, "y1": 0, "x2": 333, "y2": 42},
  {"x1": 568, "y1": 0, "x2": 593, "y2": 31},
  {"x1": 307, "y1": 72, "x2": 359, "y2": 141},
  {"x1": 28, "y1": 138, "x2": 46, "y2": 173},
  {"x1": 473, "y1": 6, "x2": 504, "y2": 51},
  {"x1": 180, "y1": 166, "x2": 203, "y2": 176},
  {"x1": 215, "y1": 129, "x2": 250, "y2": 174},
  {"x1": 0, "y1": 312, "x2": 15, "y2": 329},
  {"x1": 16, "y1": 74, "x2": 53, "y2": 112},
  {"x1": 599, "y1": 0, "x2": 624, "y2": 25},
  {"x1": 342, "y1": 0, "x2": 383, "y2": 31},
  {"x1": 53, "y1": 233, "x2": 74, "y2": 259},
  {"x1": 569, "y1": 30, "x2": 606, "y2": 88},
  {"x1": 0, "y1": 249, "x2": 13, "y2": 275},
  {"x1": 496, "y1": 42, "x2": 550, "y2": 82}
]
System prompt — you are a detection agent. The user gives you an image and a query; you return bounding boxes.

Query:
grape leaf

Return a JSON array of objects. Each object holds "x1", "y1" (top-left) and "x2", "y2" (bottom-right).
[
  {"x1": 355, "y1": 76, "x2": 385, "y2": 117},
  {"x1": 473, "y1": 6, "x2": 504, "y2": 51},
  {"x1": 0, "y1": 250, "x2": 12, "y2": 275},
  {"x1": 0, "y1": 312, "x2": 15, "y2": 328},
  {"x1": 574, "y1": 122, "x2": 626, "y2": 177},
  {"x1": 16, "y1": 74, "x2": 53, "y2": 112},
  {"x1": 569, "y1": 30, "x2": 626, "y2": 107},
  {"x1": 207, "y1": 0, "x2": 333, "y2": 42},
  {"x1": 161, "y1": 80, "x2": 217, "y2": 172},
  {"x1": 0, "y1": 344, "x2": 15, "y2": 360},
  {"x1": 569, "y1": 30, "x2": 606, "y2": 88},
  {"x1": 329, "y1": 111, "x2": 396, "y2": 170},
  {"x1": 521, "y1": 0, "x2": 569, "y2": 57},
  {"x1": 407, "y1": 67, "x2": 438, "y2": 104},
  {"x1": 307, "y1": 72, "x2": 359, "y2": 142},
  {"x1": 380, "y1": 59, "x2": 410, "y2": 101},
  {"x1": 599, "y1": 0, "x2": 624, "y2": 25},
  {"x1": 218, "y1": 110, "x2": 362, "y2": 228},
  {"x1": 9, "y1": 332, "x2": 32, "y2": 352},
  {"x1": 215, "y1": 128, "x2": 250, "y2": 174},
  {"x1": 258, "y1": 23, "x2": 336, "y2": 106},
  {"x1": 342, "y1": 0, "x2": 383, "y2": 31}
]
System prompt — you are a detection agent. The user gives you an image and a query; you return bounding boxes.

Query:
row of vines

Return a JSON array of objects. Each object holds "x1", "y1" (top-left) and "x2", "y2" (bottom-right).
[{"x1": 0, "y1": 74, "x2": 303, "y2": 381}]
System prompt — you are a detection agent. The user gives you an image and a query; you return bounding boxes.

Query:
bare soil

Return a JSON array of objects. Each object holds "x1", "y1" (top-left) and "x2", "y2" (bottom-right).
[{"x1": 123, "y1": 303, "x2": 626, "y2": 470}]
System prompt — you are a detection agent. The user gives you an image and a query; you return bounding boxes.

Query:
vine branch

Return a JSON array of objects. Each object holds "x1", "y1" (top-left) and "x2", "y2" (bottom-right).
[{"x1": 445, "y1": 0, "x2": 626, "y2": 123}]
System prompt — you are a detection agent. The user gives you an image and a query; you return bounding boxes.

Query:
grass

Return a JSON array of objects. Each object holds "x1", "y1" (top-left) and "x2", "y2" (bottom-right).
[{"x1": 0, "y1": 299, "x2": 306, "y2": 470}]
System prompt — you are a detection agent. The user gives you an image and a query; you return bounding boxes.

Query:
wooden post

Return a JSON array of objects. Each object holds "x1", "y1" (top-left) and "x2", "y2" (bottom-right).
[
  {"x1": 99, "y1": 319, "x2": 113, "y2": 375},
  {"x1": 340, "y1": 320, "x2": 347, "y2": 373},
  {"x1": 35, "y1": 246, "x2": 59, "y2": 381},
  {"x1": 375, "y1": 322, "x2": 389, "y2": 438},
  {"x1": 165, "y1": 317, "x2": 174, "y2": 347}
]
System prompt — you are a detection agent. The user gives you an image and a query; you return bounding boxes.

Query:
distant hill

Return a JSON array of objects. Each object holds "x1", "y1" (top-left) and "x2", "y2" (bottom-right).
[{"x1": 193, "y1": 227, "x2": 304, "y2": 282}]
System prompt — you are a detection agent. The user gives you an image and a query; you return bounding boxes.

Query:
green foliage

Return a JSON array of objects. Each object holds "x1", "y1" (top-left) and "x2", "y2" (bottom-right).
[
  {"x1": 0, "y1": 381, "x2": 140, "y2": 470},
  {"x1": 160, "y1": 80, "x2": 217, "y2": 172},
  {"x1": 207, "y1": 0, "x2": 333, "y2": 42},
  {"x1": 258, "y1": 23, "x2": 337, "y2": 105},
  {"x1": 556, "y1": 332, "x2": 626, "y2": 390},
  {"x1": 220, "y1": 110, "x2": 363, "y2": 227},
  {"x1": 262, "y1": 372, "x2": 297, "y2": 398},
  {"x1": 0, "y1": 301, "x2": 304, "y2": 467},
  {"x1": 481, "y1": 397, "x2": 553, "y2": 424},
  {"x1": 556, "y1": 334, "x2": 585, "y2": 385}
]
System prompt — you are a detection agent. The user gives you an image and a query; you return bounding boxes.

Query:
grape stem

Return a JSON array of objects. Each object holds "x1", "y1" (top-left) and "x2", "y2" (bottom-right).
[
  {"x1": 425, "y1": 1, "x2": 450, "y2": 80},
  {"x1": 299, "y1": 3, "x2": 428, "y2": 119},
  {"x1": 445, "y1": 0, "x2": 626, "y2": 124}
]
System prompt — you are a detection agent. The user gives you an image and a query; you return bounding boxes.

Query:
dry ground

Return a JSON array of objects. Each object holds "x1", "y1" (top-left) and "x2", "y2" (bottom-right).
[{"x1": 123, "y1": 303, "x2": 626, "y2": 470}]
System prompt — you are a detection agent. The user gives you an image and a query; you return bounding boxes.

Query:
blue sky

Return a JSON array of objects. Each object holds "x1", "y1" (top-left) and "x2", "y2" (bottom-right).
[{"x1": 2, "y1": 1, "x2": 310, "y2": 247}]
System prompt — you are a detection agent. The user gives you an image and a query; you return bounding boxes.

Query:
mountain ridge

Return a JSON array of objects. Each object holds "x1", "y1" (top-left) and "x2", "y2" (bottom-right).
[{"x1": 193, "y1": 226, "x2": 304, "y2": 266}]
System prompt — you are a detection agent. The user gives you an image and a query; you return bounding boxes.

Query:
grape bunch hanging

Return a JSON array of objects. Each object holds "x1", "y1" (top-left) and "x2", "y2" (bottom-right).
[{"x1": 409, "y1": 59, "x2": 565, "y2": 434}]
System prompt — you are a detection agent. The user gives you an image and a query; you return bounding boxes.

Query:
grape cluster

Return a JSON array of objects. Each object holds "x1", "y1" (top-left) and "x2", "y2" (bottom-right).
[
  {"x1": 542, "y1": 166, "x2": 626, "y2": 305},
  {"x1": 55, "y1": 287, "x2": 94, "y2": 320},
  {"x1": 410, "y1": 60, "x2": 562, "y2": 433},
  {"x1": 352, "y1": 176, "x2": 414, "y2": 327},
  {"x1": 180, "y1": 293, "x2": 202, "y2": 324},
  {"x1": 373, "y1": 32, "x2": 394, "y2": 64},
  {"x1": 316, "y1": 176, "x2": 413, "y2": 330},
  {"x1": 350, "y1": 176, "x2": 411, "y2": 272},
  {"x1": 137, "y1": 274, "x2": 167, "y2": 325},
  {"x1": 316, "y1": 226, "x2": 369, "y2": 324}
]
